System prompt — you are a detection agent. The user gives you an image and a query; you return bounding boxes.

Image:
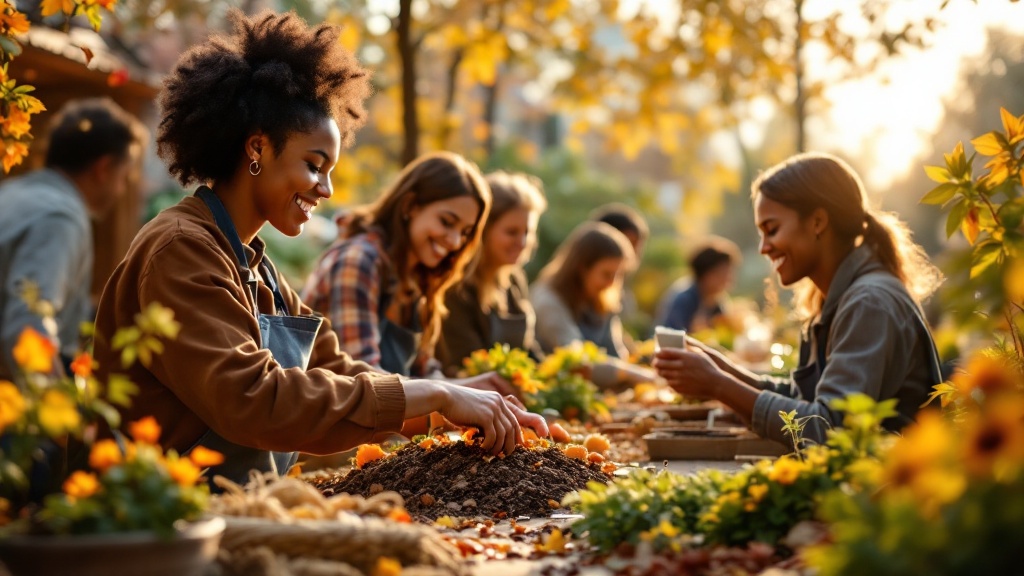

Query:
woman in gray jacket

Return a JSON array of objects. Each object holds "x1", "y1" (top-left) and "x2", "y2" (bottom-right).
[{"x1": 654, "y1": 152, "x2": 943, "y2": 446}]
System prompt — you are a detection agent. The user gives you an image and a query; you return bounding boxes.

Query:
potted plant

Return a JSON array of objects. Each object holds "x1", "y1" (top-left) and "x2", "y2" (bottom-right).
[{"x1": 0, "y1": 296, "x2": 223, "y2": 576}]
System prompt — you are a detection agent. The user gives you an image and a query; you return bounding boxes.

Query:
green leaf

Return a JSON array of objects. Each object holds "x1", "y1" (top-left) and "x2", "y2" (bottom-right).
[
  {"x1": 91, "y1": 399, "x2": 122, "y2": 429},
  {"x1": 921, "y1": 182, "x2": 959, "y2": 205},
  {"x1": 998, "y1": 198, "x2": 1024, "y2": 229},
  {"x1": 107, "y1": 374, "x2": 138, "y2": 407},
  {"x1": 970, "y1": 242, "x2": 1002, "y2": 278},
  {"x1": 1004, "y1": 230, "x2": 1024, "y2": 258},
  {"x1": 946, "y1": 198, "x2": 970, "y2": 238},
  {"x1": 0, "y1": 36, "x2": 22, "y2": 59}
]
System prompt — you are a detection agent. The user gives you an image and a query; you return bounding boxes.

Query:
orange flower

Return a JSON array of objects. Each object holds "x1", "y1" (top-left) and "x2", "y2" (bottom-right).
[
  {"x1": 88, "y1": 439, "x2": 123, "y2": 472},
  {"x1": 63, "y1": 471, "x2": 100, "y2": 500},
  {"x1": 12, "y1": 327, "x2": 56, "y2": 373},
  {"x1": 2, "y1": 139, "x2": 28, "y2": 173},
  {"x1": 372, "y1": 557, "x2": 402, "y2": 576},
  {"x1": 0, "y1": 7, "x2": 30, "y2": 35},
  {"x1": 962, "y1": 396, "x2": 1024, "y2": 477},
  {"x1": 166, "y1": 457, "x2": 201, "y2": 487},
  {"x1": 355, "y1": 444, "x2": 388, "y2": 468},
  {"x1": 70, "y1": 352, "x2": 94, "y2": 378},
  {"x1": 583, "y1": 433, "x2": 611, "y2": 455},
  {"x1": 0, "y1": 381, "x2": 26, "y2": 431},
  {"x1": 2, "y1": 107, "x2": 31, "y2": 140},
  {"x1": 188, "y1": 446, "x2": 224, "y2": 468},
  {"x1": 128, "y1": 416, "x2": 161, "y2": 444}
]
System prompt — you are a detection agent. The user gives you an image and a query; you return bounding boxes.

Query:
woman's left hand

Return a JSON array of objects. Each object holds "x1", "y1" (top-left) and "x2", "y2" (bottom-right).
[
  {"x1": 652, "y1": 346, "x2": 723, "y2": 399},
  {"x1": 452, "y1": 372, "x2": 525, "y2": 407}
]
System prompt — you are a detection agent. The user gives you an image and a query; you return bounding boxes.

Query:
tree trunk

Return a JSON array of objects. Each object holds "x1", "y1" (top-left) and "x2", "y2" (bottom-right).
[
  {"x1": 794, "y1": 0, "x2": 806, "y2": 153},
  {"x1": 482, "y1": 75, "x2": 500, "y2": 158},
  {"x1": 441, "y1": 49, "x2": 465, "y2": 150},
  {"x1": 397, "y1": 0, "x2": 418, "y2": 165}
]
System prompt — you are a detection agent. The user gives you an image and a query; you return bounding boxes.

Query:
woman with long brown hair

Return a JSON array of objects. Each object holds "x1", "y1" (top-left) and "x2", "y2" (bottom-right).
[
  {"x1": 654, "y1": 152, "x2": 943, "y2": 445},
  {"x1": 437, "y1": 171, "x2": 547, "y2": 374},
  {"x1": 531, "y1": 221, "x2": 657, "y2": 389},
  {"x1": 303, "y1": 152, "x2": 518, "y2": 396}
]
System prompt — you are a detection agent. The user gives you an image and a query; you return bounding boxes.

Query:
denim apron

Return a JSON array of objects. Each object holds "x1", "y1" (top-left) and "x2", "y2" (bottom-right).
[
  {"x1": 791, "y1": 276, "x2": 942, "y2": 431},
  {"x1": 488, "y1": 310, "x2": 529, "y2": 352},
  {"x1": 187, "y1": 188, "x2": 323, "y2": 486}
]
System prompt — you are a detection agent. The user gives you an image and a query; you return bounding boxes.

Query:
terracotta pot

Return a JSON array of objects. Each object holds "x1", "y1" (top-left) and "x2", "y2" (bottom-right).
[{"x1": 0, "y1": 516, "x2": 224, "y2": 576}]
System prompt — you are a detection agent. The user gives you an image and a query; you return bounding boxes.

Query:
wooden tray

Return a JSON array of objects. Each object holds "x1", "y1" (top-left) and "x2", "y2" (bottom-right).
[{"x1": 643, "y1": 428, "x2": 790, "y2": 461}]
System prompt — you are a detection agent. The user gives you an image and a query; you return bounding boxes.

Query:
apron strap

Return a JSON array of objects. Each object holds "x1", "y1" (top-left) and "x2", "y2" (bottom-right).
[{"x1": 196, "y1": 187, "x2": 291, "y2": 317}]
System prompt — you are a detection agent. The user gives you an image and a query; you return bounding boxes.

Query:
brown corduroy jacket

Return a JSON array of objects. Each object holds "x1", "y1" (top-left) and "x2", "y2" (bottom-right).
[{"x1": 93, "y1": 195, "x2": 406, "y2": 455}]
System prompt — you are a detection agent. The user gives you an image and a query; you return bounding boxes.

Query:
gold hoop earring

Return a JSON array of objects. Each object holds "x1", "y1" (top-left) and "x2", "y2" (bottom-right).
[{"x1": 249, "y1": 159, "x2": 261, "y2": 176}]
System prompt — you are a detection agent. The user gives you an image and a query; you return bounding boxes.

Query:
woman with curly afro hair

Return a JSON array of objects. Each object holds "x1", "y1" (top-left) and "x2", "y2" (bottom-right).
[{"x1": 92, "y1": 9, "x2": 545, "y2": 485}]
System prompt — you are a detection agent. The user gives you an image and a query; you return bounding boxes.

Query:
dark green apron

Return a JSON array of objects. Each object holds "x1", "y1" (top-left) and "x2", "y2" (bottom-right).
[
  {"x1": 187, "y1": 188, "x2": 322, "y2": 487},
  {"x1": 578, "y1": 308, "x2": 621, "y2": 359},
  {"x1": 377, "y1": 288, "x2": 422, "y2": 377}
]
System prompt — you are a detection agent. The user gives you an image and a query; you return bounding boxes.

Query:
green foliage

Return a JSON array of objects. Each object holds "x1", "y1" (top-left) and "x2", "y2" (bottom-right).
[
  {"x1": 563, "y1": 469, "x2": 725, "y2": 552},
  {"x1": 565, "y1": 394, "x2": 894, "y2": 552}
]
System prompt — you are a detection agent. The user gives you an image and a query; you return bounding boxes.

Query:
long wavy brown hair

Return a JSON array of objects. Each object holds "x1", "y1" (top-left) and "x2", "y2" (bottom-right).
[
  {"x1": 751, "y1": 152, "x2": 943, "y2": 321},
  {"x1": 345, "y1": 151, "x2": 491, "y2": 357},
  {"x1": 463, "y1": 170, "x2": 547, "y2": 313},
  {"x1": 536, "y1": 222, "x2": 635, "y2": 319}
]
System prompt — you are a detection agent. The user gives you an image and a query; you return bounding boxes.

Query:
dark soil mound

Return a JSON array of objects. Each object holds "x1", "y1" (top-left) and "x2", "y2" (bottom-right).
[{"x1": 310, "y1": 442, "x2": 611, "y2": 520}]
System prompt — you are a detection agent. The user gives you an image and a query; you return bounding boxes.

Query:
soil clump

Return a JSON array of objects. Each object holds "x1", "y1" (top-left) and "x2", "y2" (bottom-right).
[{"x1": 310, "y1": 442, "x2": 611, "y2": 520}]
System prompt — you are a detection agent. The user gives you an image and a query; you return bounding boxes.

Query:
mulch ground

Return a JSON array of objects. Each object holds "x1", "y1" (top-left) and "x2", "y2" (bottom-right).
[{"x1": 309, "y1": 442, "x2": 611, "y2": 521}]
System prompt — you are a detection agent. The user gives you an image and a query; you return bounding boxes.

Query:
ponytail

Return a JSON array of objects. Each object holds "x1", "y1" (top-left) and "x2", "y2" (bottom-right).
[{"x1": 863, "y1": 210, "x2": 943, "y2": 303}]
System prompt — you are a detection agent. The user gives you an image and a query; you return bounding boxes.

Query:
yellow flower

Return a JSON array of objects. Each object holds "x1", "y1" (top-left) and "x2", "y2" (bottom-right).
[
  {"x1": 0, "y1": 381, "x2": 27, "y2": 431},
  {"x1": 767, "y1": 456, "x2": 806, "y2": 485},
  {"x1": 748, "y1": 483, "x2": 769, "y2": 502},
  {"x1": 21, "y1": 95, "x2": 45, "y2": 115},
  {"x1": 88, "y1": 439, "x2": 123, "y2": 472},
  {"x1": 38, "y1": 389, "x2": 81, "y2": 437},
  {"x1": 2, "y1": 139, "x2": 28, "y2": 173},
  {"x1": 40, "y1": 0, "x2": 76, "y2": 18},
  {"x1": 188, "y1": 446, "x2": 224, "y2": 468},
  {"x1": 962, "y1": 396, "x2": 1024, "y2": 477},
  {"x1": 12, "y1": 327, "x2": 56, "y2": 374},
  {"x1": 63, "y1": 471, "x2": 99, "y2": 500},
  {"x1": 951, "y1": 353, "x2": 1018, "y2": 399},
  {"x1": 128, "y1": 416, "x2": 161, "y2": 444},
  {"x1": 166, "y1": 457, "x2": 201, "y2": 487},
  {"x1": 882, "y1": 410, "x2": 951, "y2": 488}
]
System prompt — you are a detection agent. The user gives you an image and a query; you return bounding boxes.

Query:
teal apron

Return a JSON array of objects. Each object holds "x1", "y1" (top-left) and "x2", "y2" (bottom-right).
[{"x1": 187, "y1": 188, "x2": 323, "y2": 487}]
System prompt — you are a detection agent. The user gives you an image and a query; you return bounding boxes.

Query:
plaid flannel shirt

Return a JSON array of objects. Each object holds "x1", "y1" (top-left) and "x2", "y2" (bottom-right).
[{"x1": 303, "y1": 230, "x2": 389, "y2": 370}]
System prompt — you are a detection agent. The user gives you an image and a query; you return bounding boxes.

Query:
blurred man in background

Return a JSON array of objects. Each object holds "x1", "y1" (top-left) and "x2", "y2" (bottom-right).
[{"x1": 0, "y1": 97, "x2": 146, "y2": 381}]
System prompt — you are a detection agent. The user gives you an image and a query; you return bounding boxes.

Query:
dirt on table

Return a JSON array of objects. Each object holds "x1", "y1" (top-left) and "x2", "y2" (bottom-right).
[{"x1": 309, "y1": 441, "x2": 611, "y2": 521}]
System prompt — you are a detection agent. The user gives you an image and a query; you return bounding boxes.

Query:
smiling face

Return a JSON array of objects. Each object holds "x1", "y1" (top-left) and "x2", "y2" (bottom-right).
[
  {"x1": 407, "y1": 196, "x2": 482, "y2": 269},
  {"x1": 484, "y1": 207, "x2": 536, "y2": 268},
  {"x1": 252, "y1": 117, "x2": 341, "y2": 237},
  {"x1": 581, "y1": 256, "x2": 624, "y2": 303},
  {"x1": 754, "y1": 195, "x2": 822, "y2": 286}
]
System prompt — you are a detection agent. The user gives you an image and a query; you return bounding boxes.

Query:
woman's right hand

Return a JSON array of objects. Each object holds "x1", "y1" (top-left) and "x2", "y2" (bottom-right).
[{"x1": 403, "y1": 380, "x2": 547, "y2": 455}]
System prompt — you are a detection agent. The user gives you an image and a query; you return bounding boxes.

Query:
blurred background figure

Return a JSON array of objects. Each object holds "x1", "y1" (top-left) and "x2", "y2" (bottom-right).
[
  {"x1": 656, "y1": 235, "x2": 741, "y2": 333},
  {"x1": 0, "y1": 97, "x2": 145, "y2": 381},
  {"x1": 531, "y1": 221, "x2": 657, "y2": 389},
  {"x1": 438, "y1": 170, "x2": 547, "y2": 375},
  {"x1": 588, "y1": 203, "x2": 649, "y2": 348}
]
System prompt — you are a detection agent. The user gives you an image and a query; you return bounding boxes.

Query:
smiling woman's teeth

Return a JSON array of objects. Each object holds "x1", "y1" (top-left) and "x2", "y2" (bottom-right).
[
  {"x1": 295, "y1": 197, "x2": 314, "y2": 214},
  {"x1": 431, "y1": 241, "x2": 447, "y2": 258},
  {"x1": 772, "y1": 256, "x2": 786, "y2": 270}
]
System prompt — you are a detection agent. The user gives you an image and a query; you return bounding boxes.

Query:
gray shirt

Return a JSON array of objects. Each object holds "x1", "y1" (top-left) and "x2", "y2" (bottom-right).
[
  {"x1": 751, "y1": 244, "x2": 939, "y2": 445},
  {"x1": 530, "y1": 280, "x2": 628, "y2": 388},
  {"x1": 0, "y1": 168, "x2": 92, "y2": 380}
]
